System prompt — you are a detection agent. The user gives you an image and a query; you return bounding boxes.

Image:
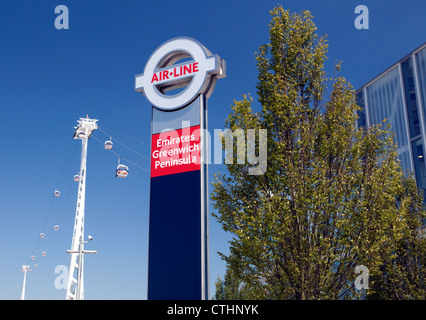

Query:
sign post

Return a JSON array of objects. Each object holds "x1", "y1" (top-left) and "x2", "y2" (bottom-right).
[{"x1": 135, "y1": 37, "x2": 226, "y2": 300}]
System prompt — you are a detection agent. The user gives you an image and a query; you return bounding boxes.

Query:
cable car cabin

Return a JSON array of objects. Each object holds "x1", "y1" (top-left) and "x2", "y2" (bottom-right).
[
  {"x1": 74, "y1": 175, "x2": 80, "y2": 182},
  {"x1": 116, "y1": 165, "x2": 129, "y2": 178},
  {"x1": 54, "y1": 190, "x2": 60, "y2": 197},
  {"x1": 54, "y1": 225, "x2": 59, "y2": 231},
  {"x1": 42, "y1": 252, "x2": 46, "y2": 257},
  {"x1": 104, "y1": 141, "x2": 113, "y2": 150},
  {"x1": 40, "y1": 233, "x2": 45, "y2": 239},
  {"x1": 31, "y1": 255, "x2": 35, "y2": 260}
]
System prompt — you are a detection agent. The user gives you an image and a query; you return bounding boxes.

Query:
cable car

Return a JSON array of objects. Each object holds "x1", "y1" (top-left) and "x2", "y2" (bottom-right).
[
  {"x1": 116, "y1": 164, "x2": 129, "y2": 178},
  {"x1": 31, "y1": 255, "x2": 35, "y2": 260},
  {"x1": 54, "y1": 189, "x2": 60, "y2": 197},
  {"x1": 40, "y1": 233, "x2": 45, "y2": 239},
  {"x1": 104, "y1": 140, "x2": 113, "y2": 150},
  {"x1": 54, "y1": 225, "x2": 59, "y2": 231},
  {"x1": 41, "y1": 252, "x2": 46, "y2": 257},
  {"x1": 74, "y1": 174, "x2": 80, "y2": 182},
  {"x1": 34, "y1": 264, "x2": 38, "y2": 269}
]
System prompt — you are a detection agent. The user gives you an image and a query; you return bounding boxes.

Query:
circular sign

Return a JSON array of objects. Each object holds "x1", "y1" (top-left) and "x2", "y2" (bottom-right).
[{"x1": 135, "y1": 37, "x2": 226, "y2": 111}]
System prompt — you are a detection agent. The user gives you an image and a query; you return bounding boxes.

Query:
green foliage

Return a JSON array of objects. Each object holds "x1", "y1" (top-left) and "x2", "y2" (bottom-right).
[
  {"x1": 212, "y1": 5, "x2": 426, "y2": 300},
  {"x1": 368, "y1": 177, "x2": 426, "y2": 299},
  {"x1": 213, "y1": 263, "x2": 261, "y2": 300}
]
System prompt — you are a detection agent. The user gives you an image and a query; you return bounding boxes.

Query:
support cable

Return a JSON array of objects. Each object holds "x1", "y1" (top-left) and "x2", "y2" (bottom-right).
[{"x1": 91, "y1": 134, "x2": 150, "y2": 174}]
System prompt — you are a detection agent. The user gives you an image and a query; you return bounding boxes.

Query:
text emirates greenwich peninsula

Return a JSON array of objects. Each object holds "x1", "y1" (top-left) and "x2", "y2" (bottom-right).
[{"x1": 151, "y1": 125, "x2": 201, "y2": 178}]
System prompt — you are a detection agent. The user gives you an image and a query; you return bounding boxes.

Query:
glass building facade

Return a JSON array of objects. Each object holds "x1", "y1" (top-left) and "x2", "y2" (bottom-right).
[{"x1": 356, "y1": 43, "x2": 426, "y2": 199}]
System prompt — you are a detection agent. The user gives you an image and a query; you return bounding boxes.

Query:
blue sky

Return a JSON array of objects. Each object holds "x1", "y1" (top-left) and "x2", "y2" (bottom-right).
[{"x1": 0, "y1": 0, "x2": 425, "y2": 300}]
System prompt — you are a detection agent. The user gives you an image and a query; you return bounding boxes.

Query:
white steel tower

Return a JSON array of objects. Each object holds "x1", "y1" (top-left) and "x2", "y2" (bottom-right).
[
  {"x1": 20, "y1": 265, "x2": 29, "y2": 300},
  {"x1": 65, "y1": 116, "x2": 98, "y2": 300}
]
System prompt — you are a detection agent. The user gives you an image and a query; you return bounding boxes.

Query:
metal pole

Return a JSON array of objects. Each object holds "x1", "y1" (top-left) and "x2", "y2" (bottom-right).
[
  {"x1": 20, "y1": 266, "x2": 29, "y2": 300},
  {"x1": 76, "y1": 238, "x2": 84, "y2": 300},
  {"x1": 66, "y1": 239, "x2": 97, "y2": 300},
  {"x1": 65, "y1": 137, "x2": 88, "y2": 300},
  {"x1": 65, "y1": 117, "x2": 98, "y2": 300}
]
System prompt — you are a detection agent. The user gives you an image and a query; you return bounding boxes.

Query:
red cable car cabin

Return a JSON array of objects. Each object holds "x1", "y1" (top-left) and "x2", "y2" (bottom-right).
[
  {"x1": 104, "y1": 141, "x2": 113, "y2": 150},
  {"x1": 116, "y1": 164, "x2": 129, "y2": 178}
]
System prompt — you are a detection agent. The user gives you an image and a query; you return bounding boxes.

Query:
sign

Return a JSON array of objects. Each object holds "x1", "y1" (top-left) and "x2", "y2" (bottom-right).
[
  {"x1": 151, "y1": 125, "x2": 201, "y2": 178},
  {"x1": 135, "y1": 37, "x2": 226, "y2": 110},
  {"x1": 135, "y1": 37, "x2": 226, "y2": 300}
]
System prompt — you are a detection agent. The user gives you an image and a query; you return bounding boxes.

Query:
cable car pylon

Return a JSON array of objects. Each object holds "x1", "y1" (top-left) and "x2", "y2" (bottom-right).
[
  {"x1": 20, "y1": 265, "x2": 30, "y2": 300},
  {"x1": 65, "y1": 116, "x2": 98, "y2": 300}
]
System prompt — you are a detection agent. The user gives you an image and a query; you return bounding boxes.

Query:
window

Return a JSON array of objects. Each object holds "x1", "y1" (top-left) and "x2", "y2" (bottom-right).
[
  {"x1": 366, "y1": 66, "x2": 411, "y2": 170},
  {"x1": 402, "y1": 58, "x2": 421, "y2": 138},
  {"x1": 415, "y1": 47, "x2": 426, "y2": 125},
  {"x1": 356, "y1": 91, "x2": 366, "y2": 128},
  {"x1": 412, "y1": 139, "x2": 426, "y2": 197}
]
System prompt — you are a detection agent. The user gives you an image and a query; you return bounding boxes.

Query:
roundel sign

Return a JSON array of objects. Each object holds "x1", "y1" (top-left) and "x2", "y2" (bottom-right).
[{"x1": 135, "y1": 37, "x2": 226, "y2": 111}]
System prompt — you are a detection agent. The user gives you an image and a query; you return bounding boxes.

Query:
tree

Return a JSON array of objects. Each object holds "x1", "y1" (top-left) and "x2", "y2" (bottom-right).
[
  {"x1": 368, "y1": 176, "x2": 426, "y2": 299},
  {"x1": 213, "y1": 262, "x2": 259, "y2": 300},
  {"x1": 212, "y1": 5, "x2": 426, "y2": 300}
]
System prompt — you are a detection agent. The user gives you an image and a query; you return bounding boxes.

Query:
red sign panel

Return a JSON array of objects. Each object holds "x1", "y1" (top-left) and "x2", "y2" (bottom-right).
[{"x1": 151, "y1": 125, "x2": 201, "y2": 178}]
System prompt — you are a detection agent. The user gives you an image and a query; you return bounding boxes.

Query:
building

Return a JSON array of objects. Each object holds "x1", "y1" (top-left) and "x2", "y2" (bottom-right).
[{"x1": 356, "y1": 43, "x2": 426, "y2": 199}]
